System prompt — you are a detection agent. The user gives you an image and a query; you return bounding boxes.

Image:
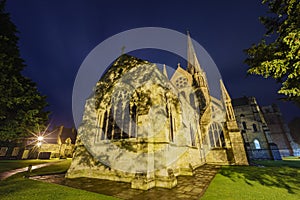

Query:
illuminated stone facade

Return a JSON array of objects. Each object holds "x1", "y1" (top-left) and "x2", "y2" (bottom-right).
[
  {"x1": 232, "y1": 97, "x2": 284, "y2": 160},
  {"x1": 261, "y1": 105, "x2": 300, "y2": 157},
  {"x1": 66, "y1": 33, "x2": 248, "y2": 190}
]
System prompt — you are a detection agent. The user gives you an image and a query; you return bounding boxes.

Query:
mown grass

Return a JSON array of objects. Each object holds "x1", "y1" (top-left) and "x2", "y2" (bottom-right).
[
  {"x1": 29, "y1": 159, "x2": 72, "y2": 176},
  {"x1": 0, "y1": 159, "x2": 58, "y2": 173},
  {"x1": 0, "y1": 159, "x2": 118, "y2": 200},
  {"x1": 201, "y1": 159, "x2": 300, "y2": 200},
  {"x1": 1, "y1": 158, "x2": 300, "y2": 200},
  {"x1": 0, "y1": 178, "x2": 118, "y2": 200}
]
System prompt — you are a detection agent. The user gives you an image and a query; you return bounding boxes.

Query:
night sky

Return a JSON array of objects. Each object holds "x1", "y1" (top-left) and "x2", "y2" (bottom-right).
[{"x1": 6, "y1": 0, "x2": 300, "y2": 128}]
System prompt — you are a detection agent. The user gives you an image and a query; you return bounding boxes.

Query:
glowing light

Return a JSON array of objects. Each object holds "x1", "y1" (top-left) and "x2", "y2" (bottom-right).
[
  {"x1": 37, "y1": 142, "x2": 42, "y2": 147},
  {"x1": 37, "y1": 136, "x2": 44, "y2": 141},
  {"x1": 26, "y1": 123, "x2": 55, "y2": 148}
]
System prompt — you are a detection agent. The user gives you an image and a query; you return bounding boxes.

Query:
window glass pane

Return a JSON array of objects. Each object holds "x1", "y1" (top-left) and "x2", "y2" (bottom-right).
[
  {"x1": 11, "y1": 147, "x2": 20, "y2": 156},
  {"x1": 214, "y1": 130, "x2": 220, "y2": 147},
  {"x1": 253, "y1": 124, "x2": 257, "y2": 132},
  {"x1": 209, "y1": 130, "x2": 214, "y2": 147},
  {"x1": 0, "y1": 147, "x2": 8, "y2": 156},
  {"x1": 254, "y1": 139, "x2": 261, "y2": 149},
  {"x1": 242, "y1": 122, "x2": 247, "y2": 129},
  {"x1": 208, "y1": 123, "x2": 225, "y2": 148}
]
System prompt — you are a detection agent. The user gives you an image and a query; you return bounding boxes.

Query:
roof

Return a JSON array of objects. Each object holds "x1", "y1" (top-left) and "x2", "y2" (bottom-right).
[
  {"x1": 231, "y1": 97, "x2": 249, "y2": 107},
  {"x1": 44, "y1": 126, "x2": 77, "y2": 144}
]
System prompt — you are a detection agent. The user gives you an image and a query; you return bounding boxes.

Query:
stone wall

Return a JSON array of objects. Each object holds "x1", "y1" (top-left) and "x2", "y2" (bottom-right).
[
  {"x1": 232, "y1": 97, "x2": 273, "y2": 160},
  {"x1": 261, "y1": 105, "x2": 296, "y2": 156}
]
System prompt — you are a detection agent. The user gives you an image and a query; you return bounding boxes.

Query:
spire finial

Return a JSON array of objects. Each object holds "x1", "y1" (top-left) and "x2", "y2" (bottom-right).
[
  {"x1": 121, "y1": 46, "x2": 126, "y2": 54},
  {"x1": 187, "y1": 32, "x2": 202, "y2": 74},
  {"x1": 163, "y1": 64, "x2": 168, "y2": 79},
  {"x1": 220, "y1": 79, "x2": 231, "y2": 102},
  {"x1": 220, "y1": 79, "x2": 236, "y2": 121}
]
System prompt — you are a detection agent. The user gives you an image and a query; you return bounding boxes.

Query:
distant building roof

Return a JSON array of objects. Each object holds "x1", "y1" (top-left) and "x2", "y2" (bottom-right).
[
  {"x1": 60, "y1": 127, "x2": 77, "y2": 144},
  {"x1": 231, "y1": 97, "x2": 249, "y2": 107},
  {"x1": 45, "y1": 126, "x2": 77, "y2": 144}
]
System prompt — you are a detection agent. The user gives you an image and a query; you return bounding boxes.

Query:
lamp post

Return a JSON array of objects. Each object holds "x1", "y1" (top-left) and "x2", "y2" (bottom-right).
[{"x1": 36, "y1": 136, "x2": 44, "y2": 159}]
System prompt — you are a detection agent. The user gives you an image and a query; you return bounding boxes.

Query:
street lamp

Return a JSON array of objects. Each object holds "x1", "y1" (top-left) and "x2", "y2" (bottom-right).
[
  {"x1": 37, "y1": 136, "x2": 44, "y2": 142},
  {"x1": 37, "y1": 141, "x2": 42, "y2": 147},
  {"x1": 36, "y1": 135, "x2": 44, "y2": 159},
  {"x1": 27, "y1": 124, "x2": 53, "y2": 159}
]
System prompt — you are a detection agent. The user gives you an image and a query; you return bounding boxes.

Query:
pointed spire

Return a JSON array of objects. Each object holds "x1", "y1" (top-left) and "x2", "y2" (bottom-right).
[
  {"x1": 163, "y1": 64, "x2": 168, "y2": 79},
  {"x1": 121, "y1": 46, "x2": 126, "y2": 55},
  {"x1": 220, "y1": 79, "x2": 231, "y2": 102},
  {"x1": 220, "y1": 79, "x2": 236, "y2": 121},
  {"x1": 187, "y1": 31, "x2": 203, "y2": 74}
]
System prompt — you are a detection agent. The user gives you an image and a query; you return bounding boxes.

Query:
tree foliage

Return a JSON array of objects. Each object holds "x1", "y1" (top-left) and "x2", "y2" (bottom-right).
[
  {"x1": 244, "y1": 0, "x2": 300, "y2": 105},
  {"x1": 0, "y1": 0, "x2": 49, "y2": 141}
]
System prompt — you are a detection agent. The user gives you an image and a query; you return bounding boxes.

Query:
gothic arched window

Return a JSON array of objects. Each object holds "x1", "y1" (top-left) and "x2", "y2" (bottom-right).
[
  {"x1": 253, "y1": 124, "x2": 258, "y2": 132},
  {"x1": 208, "y1": 122, "x2": 225, "y2": 148},
  {"x1": 242, "y1": 121, "x2": 247, "y2": 130},
  {"x1": 180, "y1": 91, "x2": 186, "y2": 99},
  {"x1": 189, "y1": 93, "x2": 196, "y2": 109},
  {"x1": 102, "y1": 110, "x2": 108, "y2": 139},
  {"x1": 254, "y1": 139, "x2": 261, "y2": 149},
  {"x1": 130, "y1": 104, "x2": 137, "y2": 138},
  {"x1": 190, "y1": 124, "x2": 196, "y2": 146}
]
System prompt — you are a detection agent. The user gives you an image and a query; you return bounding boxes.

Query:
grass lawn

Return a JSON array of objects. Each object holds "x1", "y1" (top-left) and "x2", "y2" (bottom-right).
[
  {"x1": 29, "y1": 159, "x2": 72, "y2": 176},
  {"x1": 0, "y1": 159, "x2": 58, "y2": 173},
  {"x1": 0, "y1": 159, "x2": 118, "y2": 200},
  {"x1": 1, "y1": 158, "x2": 300, "y2": 200},
  {"x1": 201, "y1": 158, "x2": 300, "y2": 200}
]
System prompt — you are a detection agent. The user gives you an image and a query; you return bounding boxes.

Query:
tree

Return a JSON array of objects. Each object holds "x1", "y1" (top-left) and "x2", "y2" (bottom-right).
[
  {"x1": 244, "y1": 0, "x2": 300, "y2": 105},
  {"x1": 0, "y1": 0, "x2": 49, "y2": 141}
]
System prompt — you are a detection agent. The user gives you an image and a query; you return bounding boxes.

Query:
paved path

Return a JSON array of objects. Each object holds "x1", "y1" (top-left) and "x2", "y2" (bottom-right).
[
  {"x1": 31, "y1": 164, "x2": 220, "y2": 200},
  {"x1": 0, "y1": 162, "x2": 59, "y2": 181}
]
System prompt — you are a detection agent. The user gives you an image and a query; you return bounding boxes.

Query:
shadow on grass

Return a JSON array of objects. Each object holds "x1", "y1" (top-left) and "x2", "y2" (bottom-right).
[{"x1": 220, "y1": 160, "x2": 300, "y2": 194}]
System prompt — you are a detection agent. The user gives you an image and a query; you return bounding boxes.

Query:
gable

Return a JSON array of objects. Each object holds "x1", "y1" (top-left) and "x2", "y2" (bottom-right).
[{"x1": 170, "y1": 65, "x2": 193, "y2": 87}]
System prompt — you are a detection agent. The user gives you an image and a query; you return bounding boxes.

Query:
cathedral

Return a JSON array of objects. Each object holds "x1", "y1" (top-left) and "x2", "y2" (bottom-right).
[{"x1": 66, "y1": 33, "x2": 248, "y2": 190}]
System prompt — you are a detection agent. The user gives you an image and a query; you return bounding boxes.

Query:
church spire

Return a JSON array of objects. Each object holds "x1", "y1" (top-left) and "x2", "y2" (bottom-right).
[
  {"x1": 163, "y1": 64, "x2": 168, "y2": 79},
  {"x1": 187, "y1": 31, "x2": 203, "y2": 75},
  {"x1": 220, "y1": 79, "x2": 231, "y2": 102},
  {"x1": 220, "y1": 79, "x2": 236, "y2": 121},
  {"x1": 186, "y1": 32, "x2": 208, "y2": 89}
]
